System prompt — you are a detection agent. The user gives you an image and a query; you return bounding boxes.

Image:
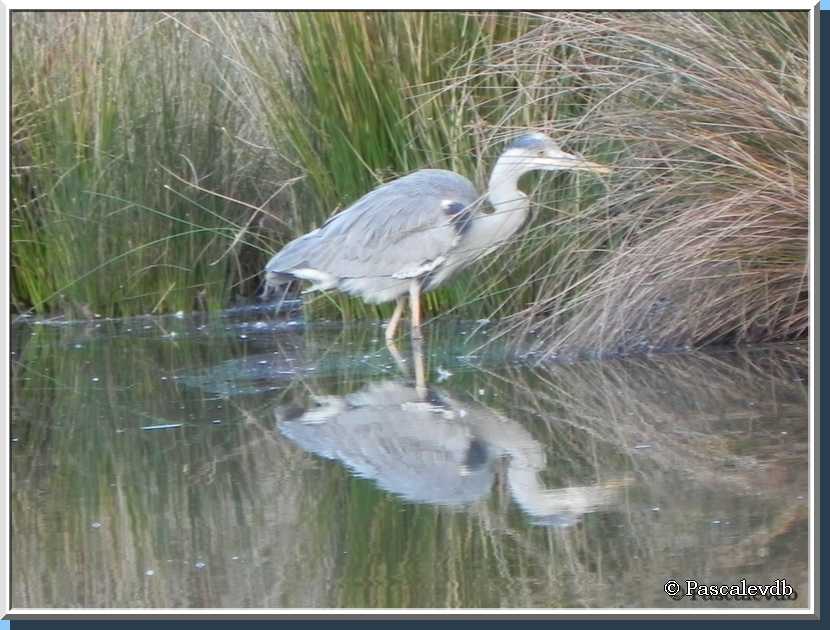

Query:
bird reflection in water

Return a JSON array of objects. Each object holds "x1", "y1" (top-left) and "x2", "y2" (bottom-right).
[{"x1": 276, "y1": 339, "x2": 628, "y2": 527}]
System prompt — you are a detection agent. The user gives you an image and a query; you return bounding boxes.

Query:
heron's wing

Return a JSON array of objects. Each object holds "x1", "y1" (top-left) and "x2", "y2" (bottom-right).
[{"x1": 266, "y1": 169, "x2": 482, "y2": 282}]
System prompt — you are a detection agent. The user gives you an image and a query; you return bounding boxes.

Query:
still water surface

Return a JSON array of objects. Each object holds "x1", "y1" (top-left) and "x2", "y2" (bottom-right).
[{"x1": 11, "y1": 310, "x2": 809, "y2": 608}]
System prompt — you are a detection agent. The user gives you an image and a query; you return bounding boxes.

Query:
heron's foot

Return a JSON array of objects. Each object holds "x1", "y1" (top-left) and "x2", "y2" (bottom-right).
[{"x1": 411, "y1": 326, "x2": 424, "y2": 342}]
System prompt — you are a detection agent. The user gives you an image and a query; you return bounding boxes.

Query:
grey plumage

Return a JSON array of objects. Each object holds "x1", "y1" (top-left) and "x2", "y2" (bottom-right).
[{"x1": 507, "y1": 133, "x2": 561, "y2": 152}]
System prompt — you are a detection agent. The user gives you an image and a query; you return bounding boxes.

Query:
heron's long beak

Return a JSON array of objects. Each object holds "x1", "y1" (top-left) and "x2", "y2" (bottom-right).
[
  {"x1": 575, "y1": 159, "x2": 611, "y2": 175},
  {"x1": 538, "y1": 151, "x2": 611, "y2": 175},
  {"x1": 554, "y1": 151, "x2": 611, "y2": 175}
]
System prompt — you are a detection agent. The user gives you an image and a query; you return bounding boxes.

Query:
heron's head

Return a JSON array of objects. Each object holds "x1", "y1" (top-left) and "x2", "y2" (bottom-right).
[{"x1": 501, "y1": 132, "x2": 610, "y2": 176}]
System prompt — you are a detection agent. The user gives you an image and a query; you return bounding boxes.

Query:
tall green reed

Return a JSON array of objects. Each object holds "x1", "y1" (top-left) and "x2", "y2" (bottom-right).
[{"x1": 11, "y1": 12, "x2": 278, "y2": 317}]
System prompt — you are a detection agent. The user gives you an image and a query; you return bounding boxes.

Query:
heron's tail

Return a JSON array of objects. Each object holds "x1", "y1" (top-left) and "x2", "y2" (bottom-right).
[{"x1": 257, "y1": 271, "x2": 301, "y2": 315}]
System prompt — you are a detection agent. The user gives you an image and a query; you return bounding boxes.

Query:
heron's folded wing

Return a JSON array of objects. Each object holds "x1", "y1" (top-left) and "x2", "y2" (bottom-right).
[{"x1": 310, "y1": 169, "x2": 482, "y2": 281}]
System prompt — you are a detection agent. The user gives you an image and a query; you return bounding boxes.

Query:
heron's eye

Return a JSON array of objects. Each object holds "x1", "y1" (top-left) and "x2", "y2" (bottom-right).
[{"x1": 537, "y1": 150, "x2": 546, "y2": 157}]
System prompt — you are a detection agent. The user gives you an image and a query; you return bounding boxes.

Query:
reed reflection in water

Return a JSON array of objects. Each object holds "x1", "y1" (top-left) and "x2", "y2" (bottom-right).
[{"x1": 11, "y1": 317, "x2": 808, "y2": 608}]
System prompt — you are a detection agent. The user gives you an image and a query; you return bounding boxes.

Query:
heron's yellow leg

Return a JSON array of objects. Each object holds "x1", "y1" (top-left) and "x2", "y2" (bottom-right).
[
  {"x1": 385, "y1": 296, "x2": 406, "y2": 342},
  {"x1": 411, "y1": 337, "x2": 427, "y2": 399},
  {"x1": 409, "y1": 281, "x2": 423, "y2": 341}
]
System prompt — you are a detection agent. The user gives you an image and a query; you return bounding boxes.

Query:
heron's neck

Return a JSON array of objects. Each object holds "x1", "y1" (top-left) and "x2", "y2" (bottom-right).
[
  {"x1": 506, "y1": 465, "x2": 623, "y2": 522},
  {"x1": 470, "y1": 159, "x2": 530, "y2": 252}
]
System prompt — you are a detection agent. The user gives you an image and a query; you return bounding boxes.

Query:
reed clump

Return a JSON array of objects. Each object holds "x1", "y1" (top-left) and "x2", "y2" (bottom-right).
[
  {"x1": 474, "y1": 12, "x2": 809, "y2": 353},
  {"x1": 11, "y1": 12, "x2": 281, "y2": 317},
  {"x1": 11, "y1": 11, "x2": 809, "y2": 353}
]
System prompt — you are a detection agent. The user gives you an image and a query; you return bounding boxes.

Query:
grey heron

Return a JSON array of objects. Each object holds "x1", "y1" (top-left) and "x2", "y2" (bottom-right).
[{"x1": 265, "y1": 132, "x2": 609, "y2": 340}]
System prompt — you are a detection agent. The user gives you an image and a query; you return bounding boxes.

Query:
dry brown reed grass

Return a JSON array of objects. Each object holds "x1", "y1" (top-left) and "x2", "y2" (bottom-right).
[{"x1": 467, "y1": 12, "x2": 809, "y2": 355}]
